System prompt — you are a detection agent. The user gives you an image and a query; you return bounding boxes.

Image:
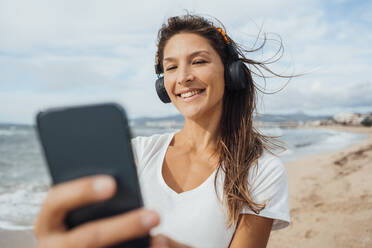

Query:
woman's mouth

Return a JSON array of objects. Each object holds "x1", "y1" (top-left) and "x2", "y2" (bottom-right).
[{"x1": 176, "y1": 89, "x2": 206, "y2": 100}]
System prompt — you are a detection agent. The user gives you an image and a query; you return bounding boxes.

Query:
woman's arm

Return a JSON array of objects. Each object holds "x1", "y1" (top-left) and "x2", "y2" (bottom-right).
[{"x1": 228, "y1": 214, "x2": 273, "y2": 248}]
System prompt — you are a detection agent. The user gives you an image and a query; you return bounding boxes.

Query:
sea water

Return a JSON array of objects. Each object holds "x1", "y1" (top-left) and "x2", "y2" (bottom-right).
[{"x1": 0, "y1": 124, "x2": 366, "y2": 230}]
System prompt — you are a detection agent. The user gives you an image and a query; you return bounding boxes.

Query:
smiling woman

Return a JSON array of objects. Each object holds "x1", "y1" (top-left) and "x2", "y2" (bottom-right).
[
  {"x1": 134, "y1": 14, "x2": 290, "y2": 247},
  {"x1": 33, "y1": 13, "x2": 290, "y2": 248}
]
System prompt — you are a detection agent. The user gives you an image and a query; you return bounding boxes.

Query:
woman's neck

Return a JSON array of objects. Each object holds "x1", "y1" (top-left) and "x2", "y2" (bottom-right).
[{"x1": 175, "y1": 107, "x2": 222, "y2": 154}]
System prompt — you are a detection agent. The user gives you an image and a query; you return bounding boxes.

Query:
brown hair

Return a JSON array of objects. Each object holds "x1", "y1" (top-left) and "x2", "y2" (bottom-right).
[{"x1": 155, "y1": 14, "x2": 285, "y2": 227}]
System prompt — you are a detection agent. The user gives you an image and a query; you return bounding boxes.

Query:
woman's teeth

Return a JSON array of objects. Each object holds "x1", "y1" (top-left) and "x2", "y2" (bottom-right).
[{"x1": 180, "y1": 89, "x2": 204, "y2": 98}]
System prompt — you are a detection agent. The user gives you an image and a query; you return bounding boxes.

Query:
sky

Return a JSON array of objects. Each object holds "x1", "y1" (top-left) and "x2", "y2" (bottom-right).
[{"x1": 0, "y1": 0, "x2": 371, "y2": 124}]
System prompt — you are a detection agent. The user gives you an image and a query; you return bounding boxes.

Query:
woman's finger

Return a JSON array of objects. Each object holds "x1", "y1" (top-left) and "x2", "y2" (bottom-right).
[
  {"x1": 64, "y1": 208, "x2": 160, "y2": 248},
  {"x1": 151, "y1": 234, "x2": 192, "y2": 248},
  {"x1": 35, "y1": 175, "x2": 116, "y2": 236}
]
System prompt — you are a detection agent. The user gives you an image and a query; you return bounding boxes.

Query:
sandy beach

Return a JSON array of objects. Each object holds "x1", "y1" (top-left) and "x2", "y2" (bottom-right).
[
  {"x1": 0, "y1": 228, "x2": 36, "y2": 248},
  {"x1": 1, "y1": 125, "x2": 371, "y2": 248},
  {"x1": 268, "y1": 125, "x2": 372, "y2": 248}
]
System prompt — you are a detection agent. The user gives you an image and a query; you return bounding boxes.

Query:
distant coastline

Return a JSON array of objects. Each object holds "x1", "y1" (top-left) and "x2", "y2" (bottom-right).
[
  {"x1": 0, "y1": 123, "x2": 32, "y2": 128},
  {"x1": 129, "y1": 112, "x2": 372, "y2": 129},
  {"x1": 2, "y1": 111, "x2": 371, "y2": 130},
  {"x1": 3, "y1": 111, "x2": 371, "y2": 131}
]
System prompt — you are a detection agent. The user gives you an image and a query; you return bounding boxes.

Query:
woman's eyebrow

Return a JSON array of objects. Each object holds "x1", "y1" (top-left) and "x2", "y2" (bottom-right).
[
  {"x1": 163, "y1": 50, "x2": 211, "y2": 62},
  {"x1": 189, "y1": 50, "x2": 211, "y2": 57}
]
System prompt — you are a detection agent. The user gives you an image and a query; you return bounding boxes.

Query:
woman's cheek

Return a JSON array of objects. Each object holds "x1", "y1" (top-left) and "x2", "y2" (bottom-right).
[{"x1": 164, "y1": 78, "x2": 173, "y2": 98}]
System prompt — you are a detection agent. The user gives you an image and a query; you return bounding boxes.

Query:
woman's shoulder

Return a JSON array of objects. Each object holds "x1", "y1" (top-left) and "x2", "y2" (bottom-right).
[
  {"x1": 131, "y1": 132, "x2": 174, "y2": 151},
  {"x1": 244, "y1": 152, "x2": 290, "y2": 230},
  {"x1": 131, "y1": 132, "x2": 175, "y2": 171},
  {"x1": 247, "y1": 152, "x2": 288, "y2": 195},
  {"x1": 253, "y1": 152, "x2": 286, "y2": 177}
]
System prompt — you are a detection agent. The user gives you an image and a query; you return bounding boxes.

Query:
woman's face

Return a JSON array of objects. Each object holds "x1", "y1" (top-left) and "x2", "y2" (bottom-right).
[{"x1": 162, "y1": 32, "x2": 225, "y2": 120}]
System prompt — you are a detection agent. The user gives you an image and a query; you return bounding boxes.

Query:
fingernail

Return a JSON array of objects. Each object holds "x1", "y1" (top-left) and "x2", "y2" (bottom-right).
[
  {"x1": 142, "y1": 211, "x2": 158, "y2": 228},
  {"x1": 93, "y1": 176, "x2": 115, "y2": 196}
]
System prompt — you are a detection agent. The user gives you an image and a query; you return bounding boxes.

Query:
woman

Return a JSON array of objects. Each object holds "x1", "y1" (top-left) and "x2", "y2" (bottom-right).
[{"x1": 34, "y1": 14, "x2": 290, "y2": 248}]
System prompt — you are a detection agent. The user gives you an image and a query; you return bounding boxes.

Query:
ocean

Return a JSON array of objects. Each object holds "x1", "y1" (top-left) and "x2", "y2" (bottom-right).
[{"x1": 0, "y1": 124, "x2": 366, "y2": 231}]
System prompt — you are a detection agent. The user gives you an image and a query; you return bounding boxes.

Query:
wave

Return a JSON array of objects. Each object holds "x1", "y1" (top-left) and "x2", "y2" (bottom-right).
[
  {"x1": 0, "y1": 130, "x2": 16, "y2": 136},
  {"x1": 259, "y1": 127, "x2": 284, "y2": 137},
  {"x1": 0, "y1": 183, "x2": 48, "y2": 230},
  {"x1": 294, "y1": 142, "x2": 313, "y2": 148},
  {"x1": 0, "y1": 128, "x2": 32, "y2": 137},
  {"x1": 279, "y1": 128, "x2": 367, "y2": 161},
  {"x1": 0, "y1": 220, "x2": 33, "y2": 231}
]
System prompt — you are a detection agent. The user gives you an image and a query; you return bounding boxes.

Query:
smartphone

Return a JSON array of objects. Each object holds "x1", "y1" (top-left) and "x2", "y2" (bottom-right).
[{"x1": 36, "y1": 103, "x2": 149, "y2": 248}]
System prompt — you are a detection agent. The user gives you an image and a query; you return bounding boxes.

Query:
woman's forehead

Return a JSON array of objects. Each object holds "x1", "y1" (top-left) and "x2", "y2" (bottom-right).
[{"x1": 163, "y1": 33, "x2": 216, "y2": 58}]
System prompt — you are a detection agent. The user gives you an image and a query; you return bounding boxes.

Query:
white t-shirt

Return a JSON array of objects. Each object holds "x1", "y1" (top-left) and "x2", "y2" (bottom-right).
[{"x1": 131, "y1": 132, "x2": 290, "y2": 248}]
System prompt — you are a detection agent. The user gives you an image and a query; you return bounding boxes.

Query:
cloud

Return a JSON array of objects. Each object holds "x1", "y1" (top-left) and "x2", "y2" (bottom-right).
[
  {"x1": 0, "y1": 0, "x2": 371, "y2": 124},
  {"x1": 262, "y1": 80, "x2": 372, "y2": 114}
]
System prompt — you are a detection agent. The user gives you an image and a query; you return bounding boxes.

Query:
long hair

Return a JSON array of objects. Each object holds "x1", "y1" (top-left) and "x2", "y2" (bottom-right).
[{"x1": 155, "y1": 14, "x2": 285, "y2": 227}]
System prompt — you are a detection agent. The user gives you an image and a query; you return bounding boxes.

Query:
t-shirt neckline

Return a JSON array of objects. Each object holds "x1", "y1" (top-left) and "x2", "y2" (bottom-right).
[{"x1": 157, "y1": 132, "x2": 217, "y2": 197}]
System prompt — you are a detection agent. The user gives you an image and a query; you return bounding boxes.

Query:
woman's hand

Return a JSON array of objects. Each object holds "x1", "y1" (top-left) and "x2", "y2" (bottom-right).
[
  {"x1": 151, "y1": 234, "x2": 192, "y2": 248},
  {"x1": 34, "y1": 175, "x2": 160, "y2": 248}
]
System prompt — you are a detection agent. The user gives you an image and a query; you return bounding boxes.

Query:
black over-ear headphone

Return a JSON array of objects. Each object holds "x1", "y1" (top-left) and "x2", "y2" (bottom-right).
[{"x1": 155, "y1": 37, "x2": 249, "y2": 103}]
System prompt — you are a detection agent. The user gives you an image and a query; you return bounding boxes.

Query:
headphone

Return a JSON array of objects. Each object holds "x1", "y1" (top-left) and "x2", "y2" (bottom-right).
[{"x1": 155, "y1": 31, "x2": 249, "y2": 103}]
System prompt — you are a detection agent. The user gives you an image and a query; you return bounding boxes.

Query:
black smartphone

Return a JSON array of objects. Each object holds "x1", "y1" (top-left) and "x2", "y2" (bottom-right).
[{"x1": 36, "y1": 103, "x2": 149, "y2": 248}]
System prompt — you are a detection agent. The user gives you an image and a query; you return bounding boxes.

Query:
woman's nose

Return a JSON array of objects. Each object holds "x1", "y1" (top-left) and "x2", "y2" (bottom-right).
[{"x1": 176, "y1": 64, "x2": 194, "y2": 85}]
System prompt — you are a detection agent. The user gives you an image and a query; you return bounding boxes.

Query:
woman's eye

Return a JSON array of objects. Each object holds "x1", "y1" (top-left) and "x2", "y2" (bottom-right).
[
  {"x1": 193, "y1": 60, "x2": 206, "y2": 64},
  {"x1": 166, "y1": 66, "x2": 177, "y2": 71}
]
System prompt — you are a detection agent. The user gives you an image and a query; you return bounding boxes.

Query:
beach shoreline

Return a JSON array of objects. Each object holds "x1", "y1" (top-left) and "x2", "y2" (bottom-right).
[{"x1": 268, "y1": 125, "x2": 372, "y2": 248}]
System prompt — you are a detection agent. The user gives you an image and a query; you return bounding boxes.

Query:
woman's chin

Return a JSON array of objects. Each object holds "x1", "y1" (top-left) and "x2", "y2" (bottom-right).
[
  {"x1": 174, "y1": 101, "x2": 223, "y2": 122},
  {"x1": 177, "y1": 107, "x2": 205, "y2": 121},
  {"x1": 180, "y1": 111, "x2": 202, "y2": 120},
  {"x1": 178, "y1": 107, "x2": 220, "y2": 122}
]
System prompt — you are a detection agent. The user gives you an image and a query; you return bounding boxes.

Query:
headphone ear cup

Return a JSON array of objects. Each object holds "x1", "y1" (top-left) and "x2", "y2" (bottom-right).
[
  {"x1": 155, "y1": 77, "x2": 171, "y2": 103},
  {"x1": 226, "y1": 60, "x2": 247, "y2": 91}
]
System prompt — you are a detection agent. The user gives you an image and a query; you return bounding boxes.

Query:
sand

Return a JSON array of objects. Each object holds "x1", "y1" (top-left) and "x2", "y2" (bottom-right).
[
  {"x1": 2, "y1": 125, "x2": 371, "y2": 248},
  {"x1": 268, "y1": 125, "x2": 372, "y2": 248},
  {"x1": 0, "y1": 228, "x2": 36, "y2": 248}
]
